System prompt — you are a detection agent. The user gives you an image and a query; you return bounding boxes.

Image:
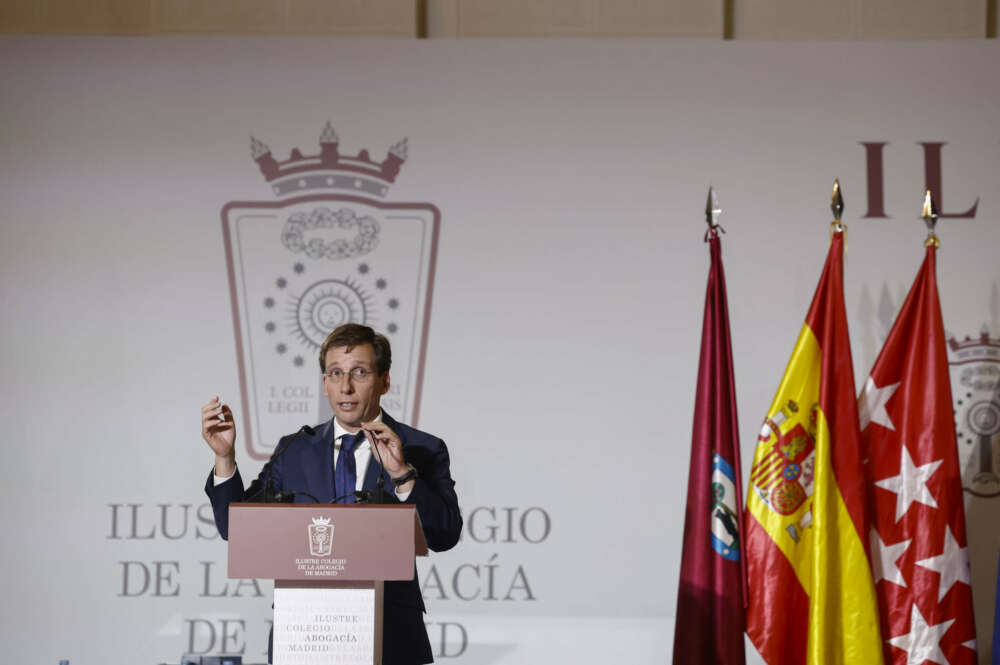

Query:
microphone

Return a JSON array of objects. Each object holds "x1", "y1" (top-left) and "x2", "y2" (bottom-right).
[
  {"x1": 362, "y1": 427, "x2": 389, "y2": 505},
  {"x1": 329, "y1": 427, "x2": 387, "y2": 504},
  {"x1": 331, "y1": 490, "x2": 373, "y2": 503},
  {"x1": 246, "y1": 424, "x2": 315, "y2": 503}
]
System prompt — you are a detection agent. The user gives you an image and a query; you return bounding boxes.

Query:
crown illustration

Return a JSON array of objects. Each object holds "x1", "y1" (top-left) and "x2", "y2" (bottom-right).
[
  {"x1": 251, "y1": 122, "x2": 407, "y2": 199},
  {"x1": 947, "y1": 327, "x2": 1000, "y2": 362},
  {"x1": 311, "y1": 516, "x2": 332, "y2": 526}
]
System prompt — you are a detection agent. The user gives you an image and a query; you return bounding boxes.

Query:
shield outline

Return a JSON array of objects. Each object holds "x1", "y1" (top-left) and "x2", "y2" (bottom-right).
[
  {"x1": 221, "y1": 193, "x2": 441, "y2": 461},
  {"x1": 947, "y1": 334, "x2": 1000, "y2": 498},
  {"x1": 308, "y1": 522, "x2": 335, "y2": 557}
]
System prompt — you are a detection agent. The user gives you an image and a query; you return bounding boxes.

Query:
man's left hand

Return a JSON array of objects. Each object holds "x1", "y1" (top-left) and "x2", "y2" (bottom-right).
[{"x1": 361, "y1": 421, "x2": 415, "y2": 491}]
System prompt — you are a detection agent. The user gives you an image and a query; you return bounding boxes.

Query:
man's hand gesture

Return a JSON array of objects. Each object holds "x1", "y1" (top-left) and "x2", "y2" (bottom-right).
[
  {"x1": 202, "y1": 396, "x2": 236, "y2": 477},
  {"x1": 361, "y1": 420, "x2": 415, "y2": 493}
]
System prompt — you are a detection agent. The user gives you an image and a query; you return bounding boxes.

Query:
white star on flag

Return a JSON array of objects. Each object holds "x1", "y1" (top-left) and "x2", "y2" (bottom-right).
[
  {"x1": 870, "y1": 528, "x2": 910, "y2": 587},
  {"x1": 858, "y1": 376, "x2": 899, "y2": 431},
  {"x1": 888, "y1": 604, "x2": 954, "y2": 665},
  {"x1": 875, "y1": 445, "x2": 943, "y2": 522},
  {"x1": 915, "y1": 526, "x2": 971, "y2": 601}
]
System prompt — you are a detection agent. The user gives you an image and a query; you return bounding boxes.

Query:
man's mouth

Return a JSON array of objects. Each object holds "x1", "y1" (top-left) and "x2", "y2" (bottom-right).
[{"x1": 338, "y1": 401, "x2": 359, "y2": 410}]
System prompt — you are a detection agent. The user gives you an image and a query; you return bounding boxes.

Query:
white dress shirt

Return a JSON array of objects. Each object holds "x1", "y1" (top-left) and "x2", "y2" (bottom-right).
[{"x1": 214, "y1": 411, "x2": 411, "y2": 501}]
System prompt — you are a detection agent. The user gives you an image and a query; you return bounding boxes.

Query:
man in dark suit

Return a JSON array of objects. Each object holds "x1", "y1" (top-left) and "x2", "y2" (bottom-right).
[{"x1": 201, "y1": 323, "x2": 462, "y2": 665}]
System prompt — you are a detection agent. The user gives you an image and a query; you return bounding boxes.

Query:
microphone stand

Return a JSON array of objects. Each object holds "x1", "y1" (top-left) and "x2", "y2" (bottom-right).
[{"x1": 363, "y1": 427, "x2": 389, "y2": 504}]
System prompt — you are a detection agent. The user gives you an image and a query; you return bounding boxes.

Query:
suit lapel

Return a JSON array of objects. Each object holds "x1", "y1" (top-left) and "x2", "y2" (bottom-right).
[
  {"x1": 301, "y1": 419, "x2": 336, "y2": 502},
  {"x1": 361, "y1": 450, "x2": 383, "y2": 493}
]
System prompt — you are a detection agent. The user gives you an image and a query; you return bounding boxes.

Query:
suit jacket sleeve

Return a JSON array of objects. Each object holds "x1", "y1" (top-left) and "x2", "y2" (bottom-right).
[
  {"x1": 204, "y1": 436, "x2": 290, "y2": 540},
  {"x1": 400, "y1": 432, "x2": 462, "y2": 553}
]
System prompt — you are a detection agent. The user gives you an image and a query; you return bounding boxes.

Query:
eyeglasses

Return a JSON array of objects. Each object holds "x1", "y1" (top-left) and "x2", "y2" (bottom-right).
[{"x1": 324, "y1": 367, "x2": 376, "y2": 383}]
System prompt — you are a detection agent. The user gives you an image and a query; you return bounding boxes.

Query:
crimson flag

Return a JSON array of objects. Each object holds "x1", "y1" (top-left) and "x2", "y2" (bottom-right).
[
  {"x1": 860, "y1": 245, "x2": 977, "y2": 665},
  {"x1": 673, "y1": 233, "x2": 746, "y2": 665}
]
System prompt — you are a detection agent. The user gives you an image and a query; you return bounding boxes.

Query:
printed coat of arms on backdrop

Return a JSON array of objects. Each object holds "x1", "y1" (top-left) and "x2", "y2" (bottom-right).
[
  {"x1": 948, "y1": 330, "x2": 1000, "y2": 498},
  {"x1": 222, "y1": 122, "x2": 440, "y2": 460}
]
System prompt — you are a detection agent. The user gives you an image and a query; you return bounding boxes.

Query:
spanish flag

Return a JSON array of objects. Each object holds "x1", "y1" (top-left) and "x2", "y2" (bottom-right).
[{"x1": 744, "y1": 229, "x2": 883, "y2": 665}]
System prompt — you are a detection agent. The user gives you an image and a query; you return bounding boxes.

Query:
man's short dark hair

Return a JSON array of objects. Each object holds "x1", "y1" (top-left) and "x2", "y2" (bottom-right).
[{"x1": 318, "y1": 323, "x2": 392, "y2": 375}]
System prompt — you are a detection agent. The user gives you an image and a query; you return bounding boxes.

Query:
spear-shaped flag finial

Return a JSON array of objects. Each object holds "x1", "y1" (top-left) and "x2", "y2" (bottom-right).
[
  {"x1": 830, "y1": 178, "x2": 846, "y2": 236},
  {"x1": 705, "y1": 185, "x2": 724, "y2": 241},
  {"x1": 831, "y1": 178, "x2": 844, "y2": 221},
  {"x1": 922, "y1": 188, "x2": 940, "y2": 247}
]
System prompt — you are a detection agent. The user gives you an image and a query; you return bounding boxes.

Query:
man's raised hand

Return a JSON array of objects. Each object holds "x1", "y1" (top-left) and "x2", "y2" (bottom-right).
[{"x1": 202, "y1": 396, "x2": 236, "y2": 477}]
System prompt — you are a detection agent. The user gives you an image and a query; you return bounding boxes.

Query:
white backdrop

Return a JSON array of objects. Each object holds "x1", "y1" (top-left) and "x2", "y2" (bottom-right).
[{"x1": 1, "y1": 36, "x2": 998, "y2": 665}]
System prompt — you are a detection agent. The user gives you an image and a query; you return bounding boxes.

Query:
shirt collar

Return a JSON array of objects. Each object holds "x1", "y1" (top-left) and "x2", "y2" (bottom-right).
[{"x1": 332, "y1": 410, "x2": 382, "y2": 447}]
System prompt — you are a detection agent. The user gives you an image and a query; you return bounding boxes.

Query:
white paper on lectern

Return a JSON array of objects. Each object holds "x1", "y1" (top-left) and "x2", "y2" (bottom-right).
[{"x1": 272, "y1": 587, "x2": 376, "y2": 665}]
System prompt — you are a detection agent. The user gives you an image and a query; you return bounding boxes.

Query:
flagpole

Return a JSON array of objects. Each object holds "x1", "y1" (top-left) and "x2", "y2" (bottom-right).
[
  {"x1": 674, "y1": 185, "x2": 747, "y2": 665},
  {"x1": 858, "y1": 184, "x2": 977, "y2": 663},
  {"x1": 704, "y1": 185, "x2": 748, "y2": 616},
  {"x1": 745, "y1": 174, "x2": 886, "y2": 664}
]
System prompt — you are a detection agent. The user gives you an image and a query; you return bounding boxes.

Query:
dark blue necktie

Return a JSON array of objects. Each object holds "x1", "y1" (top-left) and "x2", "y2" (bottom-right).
[{"x1": 334, "y1": 433, "x2": 359, "y2": 503}]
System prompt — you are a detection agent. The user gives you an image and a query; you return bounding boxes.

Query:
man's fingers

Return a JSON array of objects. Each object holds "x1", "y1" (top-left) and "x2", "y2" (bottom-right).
[
  {"x1": 361, "y1": 422, "x2": 396, "y2": 439},
  {"x1": 202, "y1": 410, "x2": 233, "y2": 434},
  {"x1": 206, "y1": 421, "x2": 235, "y2": 434},
  {"x1": 367, "y1": 430, "x2": 398, "y2": 447},
  {"x1": 202, "y1": 401, "x2": 230, "y2": 423},
  {"x1": 202, "y1": 410, "x2": 223, "y2": 427}
]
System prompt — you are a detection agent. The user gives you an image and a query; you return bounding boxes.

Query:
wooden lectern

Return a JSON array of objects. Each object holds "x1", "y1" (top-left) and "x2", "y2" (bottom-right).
[{"x1": 227, "y1": 503, "x2": 428, "y2": 665}]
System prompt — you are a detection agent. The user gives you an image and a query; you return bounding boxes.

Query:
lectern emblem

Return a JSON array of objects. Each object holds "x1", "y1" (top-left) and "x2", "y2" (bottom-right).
[
  {"x1": 222, "y1": 122, "x2": 441, "y2": 460},
  {"x1": 308, "y1": 516, "x2": 334, "y2": 556}
]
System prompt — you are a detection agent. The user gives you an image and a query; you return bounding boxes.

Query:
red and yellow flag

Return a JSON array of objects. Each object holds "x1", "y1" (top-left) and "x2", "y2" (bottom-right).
[{"x1": 744, "y1": 230, "x2": 883, "y2": 665}]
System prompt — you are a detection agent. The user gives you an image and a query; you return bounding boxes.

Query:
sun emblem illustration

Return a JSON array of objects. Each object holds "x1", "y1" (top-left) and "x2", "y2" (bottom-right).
[{"x1": 260, "y1": 261, "x2": 401, "y2": 367}]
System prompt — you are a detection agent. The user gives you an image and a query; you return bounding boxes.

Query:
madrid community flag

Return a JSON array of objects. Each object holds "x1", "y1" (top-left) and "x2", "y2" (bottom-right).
[
  {"x1": 745, "y1": 229, "x2": 883, "y2": 665},
  {"x1": 859, "y1": 245, "x2": 977, "y2": 665},
  {"x1": 673, "y1": 232, "x2": 746, "y2": 665}
]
